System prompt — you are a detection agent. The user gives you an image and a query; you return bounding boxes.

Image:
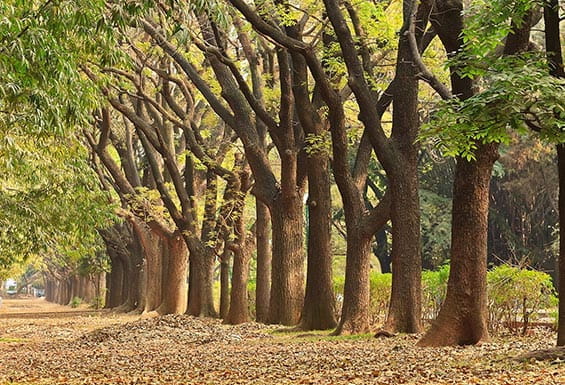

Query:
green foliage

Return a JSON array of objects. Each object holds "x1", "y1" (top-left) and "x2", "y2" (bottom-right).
[
  {"x1": 304, "y1": 132, "x2": 331, "y2": 157},
  {"x1": 69, "y1": 296, "x2": 82, "y2": 308},
  {"x1": 421, "y1": 264, "x2": 450, "y2": 320},
  {"x1": 487, "y1": 264, "x2": 557, "y2": 334},
  {"x1": 420, "y1": 0, "x2": 564, "y2": 158},
  {"x1": 423, "y1": 57, "x2": 565, "y2": 159},
  {"x1": 91, "y1": 295, "x2": 105, "y2": 310},
  {"x1": 420, "y1": 190, "x2": 451, "y2": 268},
  {"x1": 368, "y1": 272, "x2": 392, "y2": 324}
]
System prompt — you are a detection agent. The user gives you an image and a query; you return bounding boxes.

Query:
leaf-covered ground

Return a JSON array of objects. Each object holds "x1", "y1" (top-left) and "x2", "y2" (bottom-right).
[{"x1": 0, "y1": 298, "x2": 563, "y2": 384}]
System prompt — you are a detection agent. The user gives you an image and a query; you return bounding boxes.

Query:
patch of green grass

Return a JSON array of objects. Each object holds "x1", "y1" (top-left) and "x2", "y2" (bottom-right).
[
  {"x1": 0, "y1": 337, "x2": 28, "y2": 343},
  {"x1": 268, "y1": 328, "x2": 373, "y2": 342}
]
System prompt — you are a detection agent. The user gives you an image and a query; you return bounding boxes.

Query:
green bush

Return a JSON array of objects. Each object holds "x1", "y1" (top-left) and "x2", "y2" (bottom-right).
[
  {"x1": 91, "y1": 295, "x2": 104, "y2": 309},
  {"x1": 369, "y1": 272, "x2": 392, "y2": 324},
  {"x1": 333, "y1": 272, "x2": 392, "y2": 324},
  {"x1": 332, "y1": 263, "x2": 556, "y2": 333},
  {"x1": 247, "y1": 279, "x2": 257, "y2": 318},
  {"x1": 487, "y1": 265, "x2": 557, "y2": 334},
  {"x1": 69, "y1": 296, "x2": 82, "y2": 308},
  {"x1": 422, "y1": 264, "x2": 450, "y2": 320}
]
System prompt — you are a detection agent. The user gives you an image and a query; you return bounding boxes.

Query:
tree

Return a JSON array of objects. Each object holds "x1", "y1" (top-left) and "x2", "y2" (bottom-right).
[
  {"x1": 419, "y1": 0, "x2": 556, "y2": 345},
  {"x1": 543, "y1": 0, "x2": 565, "y2": 346}
]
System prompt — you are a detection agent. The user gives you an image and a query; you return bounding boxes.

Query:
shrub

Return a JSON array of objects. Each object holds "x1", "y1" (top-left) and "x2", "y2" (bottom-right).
[
  {"x1": 69, "y1": 296, "x2": 82, "y2": 308},
  {"x1": 487, "y1": 265, "x2": 557, "y2": 334},
  {"x1": 369, "y1": 272, "x2": 392, "y2": 324},
  {"x1": 91, "y1": 295, "x2": 104, "y2": 309},
  {"x1": 421, "y1": 264, "x2": 450, "y2": 320}
]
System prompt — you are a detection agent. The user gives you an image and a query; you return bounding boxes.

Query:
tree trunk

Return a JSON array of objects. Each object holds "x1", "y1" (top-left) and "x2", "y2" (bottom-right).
[
  {"x1": 301, "y1": 152, "x2": 337, "y2": 330},
  {"x1": 187, "y1": 253, "x2": 201, "y2": 316},
  {"x1": 419, "y1": 143, "x2": 498, "y2": 346},
  {"x1": 131, "y1": 220, "x2": 163, "y2": 313},
  {"x1": 558, "y1": 144, "x2": 565, "y2": 346},
  {"x1": 156, "y1": 233, "x2": 189, "y2": 314},
  {"x1": 225, "y1": 247, "x2": 251, "y2": 324},
  {"x1": 385, "y1": 166, "x2": 422, "y2": 333},
  {"x1": 544, "y1": 0, "x2": 565, "y2": 347},
  {"x1": 334, "y1": 232, "x2": 373, "y2": 335},
  {"x1": 108, "y1": 253, "x2": 125, "y2": 308},
  {"x1": 268, "y1": 195, "x2": 305, "y2": 325},
  {"x1": 255, "y1": 200, "x2": 271, "y2": 323},
  {"x1": 220, "y1": 247, "x2": 232, "y2": 319}
]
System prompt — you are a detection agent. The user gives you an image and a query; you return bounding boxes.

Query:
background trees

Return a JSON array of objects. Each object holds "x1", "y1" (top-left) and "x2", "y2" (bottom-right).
[{"x1": 1, "y1": 0, "x2": 564, "y2": 347}]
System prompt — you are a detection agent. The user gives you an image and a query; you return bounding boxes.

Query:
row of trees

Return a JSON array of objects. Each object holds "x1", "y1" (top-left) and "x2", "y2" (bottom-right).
[{"x1": 1, "y1": 0, "x2": 564, "y2": 346}]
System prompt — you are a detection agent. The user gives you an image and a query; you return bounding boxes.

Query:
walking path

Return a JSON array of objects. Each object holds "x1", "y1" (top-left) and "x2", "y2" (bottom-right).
[{"x1": 0, "y1": 298, "x2": 563, "y2": 384}]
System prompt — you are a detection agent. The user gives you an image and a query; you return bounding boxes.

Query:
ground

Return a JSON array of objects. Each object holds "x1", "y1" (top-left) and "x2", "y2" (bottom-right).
[{"x1": 0, "y1": 298, "x2": 563, "y2": 385}]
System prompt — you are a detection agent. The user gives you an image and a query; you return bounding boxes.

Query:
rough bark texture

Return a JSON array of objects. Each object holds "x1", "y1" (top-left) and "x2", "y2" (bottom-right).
[
  {"x1": 419, "y1": 0, "x2": 534, "y2": 347},
  {"x1": 419, "y1": 143, "x2": 498, "y2": 346},
  {"x1": 130, "y1": 220, "x2": 163, "y2": 313},
  {"x1": 155, "y1": 232, "x2": 189, "y2": 315},
  {"x1": 219, "y1": 247, "x2": 232, "y2": 319},
  {"x1": 268, "y1": 196, "x2": 305, "y2": 325},
  {"x1": 255, "y1": 189, "x2": 271, "y2": 323},
  {"x1": 334, "y1": 234, "x2": 373, "y2": 335},
  {"x1": 301, "y1": 153, "x2": 337, "y2": 330},
  {"x1": 384, "y1": 14, "x2": 423, "y2": 333}
]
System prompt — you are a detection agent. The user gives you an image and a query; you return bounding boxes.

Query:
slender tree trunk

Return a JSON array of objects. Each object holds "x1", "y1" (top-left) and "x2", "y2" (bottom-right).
[
  {"x1": 220, "y1": 247, "x2": 232, "y2": 319},
  {"x1": 268, "y1": 195, "x2": 305, "y2": 325},
  {"x1": 544, "y1": 0, "x2": 565, "y2": 347},
  {"x1": 558, "y1": 144, "x2": 565, "y2": 346},
  {"x1": 419, "y1": 143, "x2": 498, "y2": 345},
  {"x1": 385, "y1": 166, "x2": 422, "y2": 333},
  {"x1": 255, "y1": 200, "x2": 271, "y2": 323},
  {"x1": 301, "y1": 153, "x2": 337, "y2": 330}
]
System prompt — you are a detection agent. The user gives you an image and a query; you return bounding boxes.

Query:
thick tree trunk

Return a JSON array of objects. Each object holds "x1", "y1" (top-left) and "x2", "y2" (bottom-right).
[
  {"x1": 255, "y1": 200, "x2": 271, "y2": 323},
  {"x1": 334, "y1": 233, "x2": 373, "y2": 335},
  {"x1": 130, "y1": 220, "x2": 163, "y2": 313},
  {"x1": 419, "y1": 143, "x2": 498, "y2": 346},
  {"x1": 301, "y1": 153, "x2": 337, "y2": 330},
  {"x1": 268, "y1": 195, "x2": 305, "y2": 325},
  {"x1": 107, "y1": 253, "x2": 125, "y2": 309},
  {"x1": 156, "y1": 233, "x2": 189, "y2": 314}
]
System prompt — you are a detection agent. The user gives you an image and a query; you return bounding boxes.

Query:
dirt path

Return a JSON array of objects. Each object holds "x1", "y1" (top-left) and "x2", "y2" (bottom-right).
[{"x1": 0, "y1": 298, "x2": 563, "y2": 384}]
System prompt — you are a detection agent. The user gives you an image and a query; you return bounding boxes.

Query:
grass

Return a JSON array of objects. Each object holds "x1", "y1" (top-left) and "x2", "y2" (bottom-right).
[
  {"x1": 0, "y1": 337, "x2": 28, "y2": 343},
  {"x1": 268, "y1": 328, "x2": 374, "y2": 342}
]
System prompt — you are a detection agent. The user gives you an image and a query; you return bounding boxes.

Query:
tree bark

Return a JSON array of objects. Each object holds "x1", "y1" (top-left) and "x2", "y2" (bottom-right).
[
  {"x1": 219, "y1": 246, "x2": 232, "y2": 319},
  {"x1": 419, "y1": 143, "x2": 498, "y2": 345},
  {"x1": 301, "y1": 152, "x2": 337, "y2": 330},
  {"x1": 384, "y1": 13, "x2": 423, "y2": 333},
  {"x1": 419, "y1": 0, "x2": 534, "y2": 347},
  {"x1": 156, "y1": 232, "x2": 189, "y2": 314},
  {"x1": 334, "y1": 233, "x2": 373, "y2": 334},
  {"x1": 268, "y1": 194, "x2": 305, "y2": 325},
  {"x1": 255, "y1": 200, "x2": 271, "y2": 323}
]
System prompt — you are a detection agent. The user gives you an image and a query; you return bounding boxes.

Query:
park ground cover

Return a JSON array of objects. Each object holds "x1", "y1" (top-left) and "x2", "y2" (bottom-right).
[{"x1": 0, "y1": 298, "x2": 563, "y2": 385}]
